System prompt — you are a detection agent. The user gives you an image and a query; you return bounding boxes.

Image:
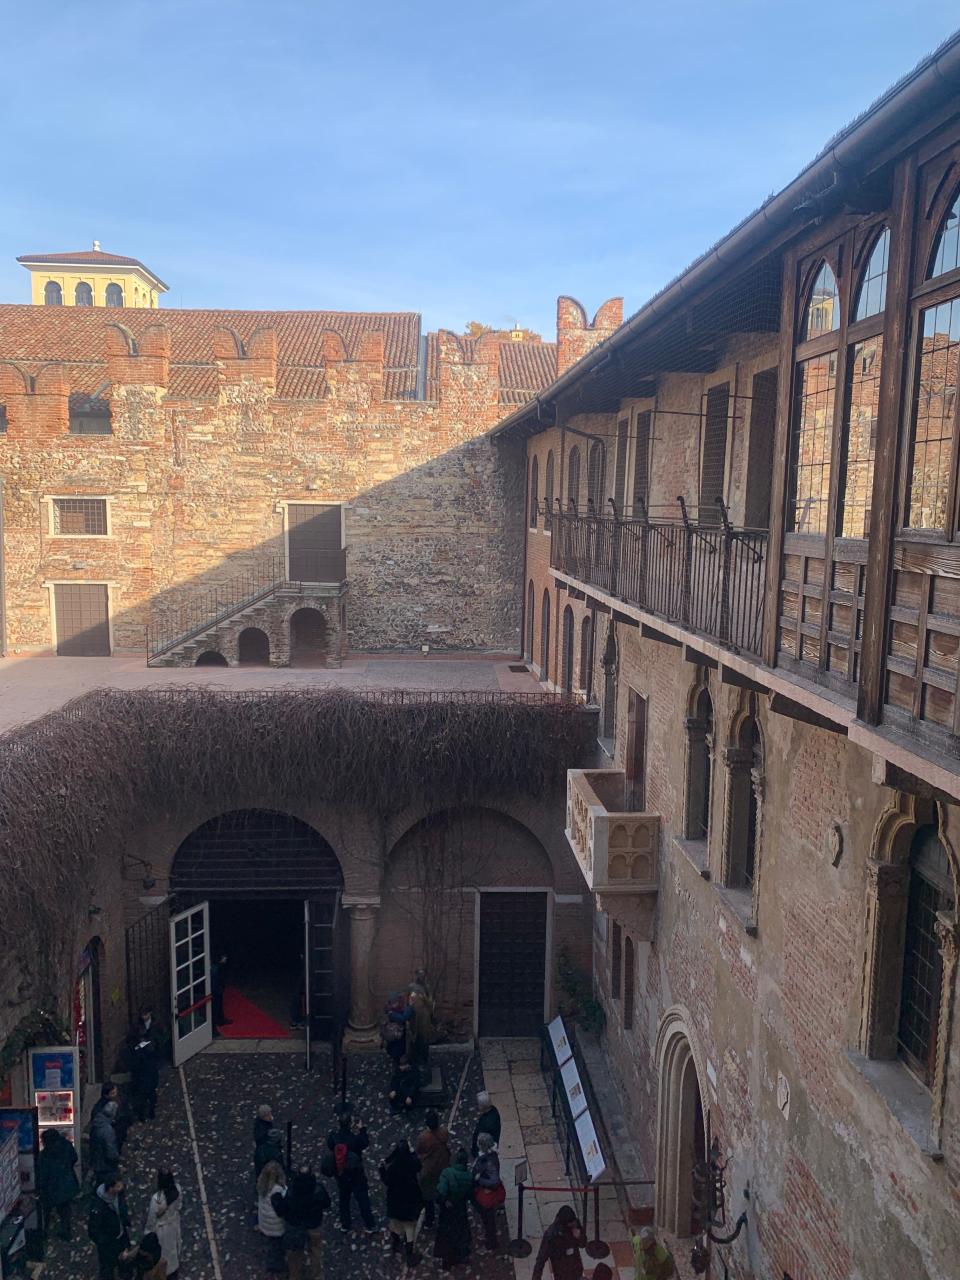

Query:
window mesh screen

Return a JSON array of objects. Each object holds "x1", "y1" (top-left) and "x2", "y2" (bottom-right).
[{"x1": 53, "y1": 498, "x2": 107, "y2": 535}]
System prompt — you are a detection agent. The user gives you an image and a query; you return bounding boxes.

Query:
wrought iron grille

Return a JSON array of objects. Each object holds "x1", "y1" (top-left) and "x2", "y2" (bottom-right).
[
  {"x1": 53, "y1": 498, "x2": 107, "y2": 536},
  {"x1": 125, "y1": 899, "x2": 171, "y2": 1025},
  {"x1": 551, "y1": 501, "x2": 768, "y2": 659}
]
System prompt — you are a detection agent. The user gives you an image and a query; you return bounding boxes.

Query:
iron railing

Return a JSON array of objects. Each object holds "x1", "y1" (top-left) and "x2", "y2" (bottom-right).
[
  {"x1": 147, "y1": 554, "x2": 292, "y2": 660},
  {"x1": 551, "y1": 499, "x2": 768, "y2": 658}
]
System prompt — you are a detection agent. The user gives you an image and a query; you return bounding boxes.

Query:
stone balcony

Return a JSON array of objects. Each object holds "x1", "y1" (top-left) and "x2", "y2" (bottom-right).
[{"x1": 565, "y1": 768, "x2": 660, "y2": 939}]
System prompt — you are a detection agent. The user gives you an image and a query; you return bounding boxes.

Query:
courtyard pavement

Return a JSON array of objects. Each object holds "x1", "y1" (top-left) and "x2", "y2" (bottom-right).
[
  {"x1": 38, "y1": 1046, "x2": 514, "y2": 1280},
  {"x1": 0, "y1": 654, "x2": 543, "y2": 734}
]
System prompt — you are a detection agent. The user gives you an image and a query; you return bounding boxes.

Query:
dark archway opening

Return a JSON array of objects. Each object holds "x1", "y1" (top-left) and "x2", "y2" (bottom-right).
[
  {"x1": 195, "y1": 650, "x2": 228, "y2": 667},
  {"x1": 171, "y1": 810, "x2": 345, "y2": 1039},
  {"x1": 238, "y1": 627, "x2": 270, "y2": 666},
  {"x1": 290, "y1": 608, "x2": 328, "y2": 667}
]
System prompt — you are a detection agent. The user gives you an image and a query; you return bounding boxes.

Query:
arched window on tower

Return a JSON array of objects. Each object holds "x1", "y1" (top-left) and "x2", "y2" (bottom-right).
[
  {"x1": 44, "y1": 280, "x2": 62, "y2": 306},
  {"x1": 75, "y1": 281, "x2": 93, "y2": 306},
  {"x1": 105, "y1": 283, "x2": 123, "y2": 308},
  {"x1": 685, "y1": 683, "x2": 714, "y2": 844}
]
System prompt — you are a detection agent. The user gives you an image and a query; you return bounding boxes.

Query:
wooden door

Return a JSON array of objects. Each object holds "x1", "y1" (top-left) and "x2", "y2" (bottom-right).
[
  {"x1": 478, "y1": 892, "x2": 548, "y2": 1036},
  {"x1": 54, "y1": 584, "x2": 109, "y2": 656},
  {"x1": 287, "y1": 504, "x2": 342, "y2": 582}
]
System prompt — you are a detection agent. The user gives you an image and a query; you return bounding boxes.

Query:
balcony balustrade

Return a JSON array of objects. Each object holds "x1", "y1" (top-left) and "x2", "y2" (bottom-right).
[{"x1": 550, "y1": 501, "x2": 768, "y2": 659}]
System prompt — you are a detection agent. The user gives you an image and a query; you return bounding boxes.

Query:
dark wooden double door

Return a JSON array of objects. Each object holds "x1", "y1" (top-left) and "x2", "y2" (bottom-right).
[
  {"x1": 54, "y1": 583, "x2": 109, "y2": 655},
  {"x1": 478, "y1": 892, "x2": 548, "y2": 1037}
]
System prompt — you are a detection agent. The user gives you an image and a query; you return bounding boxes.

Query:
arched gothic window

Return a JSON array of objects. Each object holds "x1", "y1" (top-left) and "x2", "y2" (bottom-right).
[
  {"x1": 802, "y1": 261, "x2": 840, "y2": 339},
  {"x1": 544, "y1": 451, "x2": 555, "y2": 531},
  {"x1": 721, "y1": 711, "x2": 763, "y2": 893},
  {"x1": 75, "y1": 281, "x2": 93, "y2": 306},
  {"x1": 898, "y1": 827, "x2": 956, "y2": 1086},
  {"x1": 587, "y1": 440, "x2": 605, "y2": 512},
  {"x1": 685, "y1": 683, "x2": 713, "y2": 843},
  {"x1": 929, "y1": 188, "x2": 960, "y2": 279},
  {"x1": 561, "y1": 606, "x2": 574, "y2": 694},
  {"x1": 529, "y1": 456, "x2": 539, "y2": 529},
  {"x1": 579, "y1": 614, "x2": 591, "y2": 692},
  {"x1": 525, "y1": 580, "x2": 535, "y2": 661},
  {"x1": 854, "y1": 228, "x2": 890, "y2": 321},
  {"x1": 567, "y1": 446, "x2": 581, "y2": 510},
  {"x1": 540, "y1": 590, "x2": 551, "y2": 680},
  {"x1": 105, "y1": 283, "x2": 123, "y2": 308},
  {"x1": 44, "y1": 280, "x2": 62, "y2": 306},
  {"x1": 623, "y1": 935, "x2": 635, "y2": 1030},
  {"x1": 611, "y1": 920, "x2": 622, "y2": 1000}
]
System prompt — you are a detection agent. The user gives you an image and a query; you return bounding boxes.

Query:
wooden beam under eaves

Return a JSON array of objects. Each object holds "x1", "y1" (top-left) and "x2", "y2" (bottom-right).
[
  {"x1": 684, "y1": 645, "x2": 717, "y2": 669},
  {"x1": 768, "y1": 692, "x2": 848, "y2": 735},
  {"x1": 719, "y1": 663, "x2": 769, "y2": 693},
  {"x1": 613, "y1": 609, "x2": 639, "y2": 628},
  {"x1": 871, "y1": 756, "x2": 959, "y2": 807},
  {"x1": 567, "y1": 586, "x2": 587, "y2": 602},
  {"x1": 641, "y1": 622, "x2": 681, "y2": 647}
]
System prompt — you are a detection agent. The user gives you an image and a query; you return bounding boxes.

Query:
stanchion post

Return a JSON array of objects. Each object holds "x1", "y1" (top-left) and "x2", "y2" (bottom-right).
[
  {"x1": 508, "y1": 1182, "x2": 532, "y2": 1258},
  {"x1": 584, "y1": 1181, "x2": 611, "y2": 1260}
]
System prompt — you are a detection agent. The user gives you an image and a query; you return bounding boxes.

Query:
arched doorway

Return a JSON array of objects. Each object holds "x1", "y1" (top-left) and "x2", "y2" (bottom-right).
[
  {"x1": 170, "y1": 810, "x2": 345, "y2": 1058},
  {"x1": 290, "y1": 607, "x2": 328, "y2": 666},
  {"x1": 238, "y1": 627, "x2": 270, "y2": 666},
  {"x1": 656, "y1": 1013, "x2": 708, "y2": 1236},
  {"x1": 385, "y1": 807, "x2": 555, "y2": 1038},
  {"x1": 195, "y1": 650, "x2": 228, "y2": 666}
]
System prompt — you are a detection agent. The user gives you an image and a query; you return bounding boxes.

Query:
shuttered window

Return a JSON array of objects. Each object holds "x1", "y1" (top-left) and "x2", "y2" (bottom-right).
[
  {"x1": 632, "y1": 411, "x2": 651, "y2": 515},
  {"x1": 700, "y1": 383, "x2": 730, "y2": 524},
  {"x1": 613, "y1": 419, "x2": 629, "y2": 514}
]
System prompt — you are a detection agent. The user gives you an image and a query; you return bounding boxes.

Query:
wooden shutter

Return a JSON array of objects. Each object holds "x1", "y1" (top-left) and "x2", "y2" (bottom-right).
[
  {"x1": 613, "y1": 419, "x2": 629, "y2": 513},
  {"x1": 287, "y1": 504, "x2": 343, "y2": 581},
  {"x1": 632, "y1": 411, "x2": 651, "y2": 514},
  {"x1": 54, "y1": 584, "x2": 109, "y2": 656},
  {"x1": 700, "y1": 383, "x2": 731, "y2": 524}
]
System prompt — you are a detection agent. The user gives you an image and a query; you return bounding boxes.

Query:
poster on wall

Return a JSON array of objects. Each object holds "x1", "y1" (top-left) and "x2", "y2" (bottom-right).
[
  {"x1": 574, "y1": 1109, "x2": 606, "y2": 1183},
  {"x1": 560, "y1": 1056, "x2": 588, "y2": 1119},
  {"x1": 30, "y1": 1051, "x2": 74, "y2": 1092},
  {"x1": 26, "y1": 1047, "x2": 80, "y2": 1178},
  {"x1": 0, "y1": 1109, "x2": 38, "y2": 1194},
  {"x1": 547, "y1": 1015, "x2": 573, "y2": 1067},
  {"x1": 0, "y1": 1130, "x2": 18, "y2": 1221}
]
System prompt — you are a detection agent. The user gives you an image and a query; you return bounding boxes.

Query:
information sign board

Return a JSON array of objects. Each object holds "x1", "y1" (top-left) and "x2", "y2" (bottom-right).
[
  {"x1": 574, "y1": 1109, "x2": 606, "y2": 1182},
  {"x1": 560, "y1": 1056, "x2": 588, "y2": 1119},
  {"x1": 546, "y1": 1015, "x2": 573, "y2": 1066}
]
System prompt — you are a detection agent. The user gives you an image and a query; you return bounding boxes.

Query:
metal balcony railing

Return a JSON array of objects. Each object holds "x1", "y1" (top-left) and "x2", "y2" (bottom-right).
[{"x1": 550, "y1": 498, "x2": 768, "y2": 659}]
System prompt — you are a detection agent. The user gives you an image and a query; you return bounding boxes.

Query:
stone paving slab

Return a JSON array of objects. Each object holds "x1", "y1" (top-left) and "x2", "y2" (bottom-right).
[{"x1": 38, "y1": 1048, "x2": 514, "y2": 1280}]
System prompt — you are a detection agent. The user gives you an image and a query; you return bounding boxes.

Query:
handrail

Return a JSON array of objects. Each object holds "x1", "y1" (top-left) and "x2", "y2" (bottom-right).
[
  {"x1": 551, "y1": 509, "x2": 768, "y2": 659},
  {"x1": 147, "y1": 554, "x2": 291, "y2": 660}
]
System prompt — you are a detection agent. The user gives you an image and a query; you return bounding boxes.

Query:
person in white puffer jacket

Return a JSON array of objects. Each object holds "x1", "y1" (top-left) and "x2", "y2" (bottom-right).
[
  {"x1": 144, "y1": 1168, "x2": 182, "y2": 1279},
  {"x1": 257, "y1": 1160, "x2": 288, "y2": 1274}
]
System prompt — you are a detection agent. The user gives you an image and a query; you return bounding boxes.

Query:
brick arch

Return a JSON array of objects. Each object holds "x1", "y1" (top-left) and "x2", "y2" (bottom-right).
[{"x1": 654, "y1": 1006, "x2": 709, "y2": 1236}]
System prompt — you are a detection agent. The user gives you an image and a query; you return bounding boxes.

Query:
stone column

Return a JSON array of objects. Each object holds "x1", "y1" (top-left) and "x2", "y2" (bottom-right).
[{"x1": 343, "y1": 899, "x2": 381, "y2": 1051}]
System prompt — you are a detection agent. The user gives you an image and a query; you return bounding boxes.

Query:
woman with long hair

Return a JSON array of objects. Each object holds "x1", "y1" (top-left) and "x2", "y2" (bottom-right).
[{"x1": 144, "y1": 1168, "x2": 181, "y2": 1280}]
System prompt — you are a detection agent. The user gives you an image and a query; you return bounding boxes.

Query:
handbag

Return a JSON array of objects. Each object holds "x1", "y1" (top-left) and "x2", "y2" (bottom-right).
[{"x1": 474, "y1": 1182, "x2": 505, "y2": 1211}]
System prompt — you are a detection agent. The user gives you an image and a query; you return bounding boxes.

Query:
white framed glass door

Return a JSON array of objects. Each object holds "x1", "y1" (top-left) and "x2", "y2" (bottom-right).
[{"x1": 169, "y1": 902, "x2": 212, "y2": 1066}]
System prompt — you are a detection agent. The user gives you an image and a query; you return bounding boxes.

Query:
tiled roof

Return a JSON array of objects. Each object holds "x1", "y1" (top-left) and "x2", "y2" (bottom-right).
[
  {"x1": 17, "y1": 249, "x2": 170, "y2": 289},
  {"x1": 0, "y1": 307, "x2": 556, "y2": 406},
  {"x1": 0, "y1": 304, "x2": 421, "y2": 403},
  {"x1": 498, "y1": 341, "x2": 557, "y2": 404}
]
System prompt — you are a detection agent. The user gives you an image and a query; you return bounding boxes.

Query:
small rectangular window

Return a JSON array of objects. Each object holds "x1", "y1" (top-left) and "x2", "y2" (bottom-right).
[
  {"x1": 53, "y1": 498, "x2": 108, "y2": 536},
  {"x1": 69, "y1": 411, "x2": 112, "y2": 435},
  {"x1": 0, "y1": 404, "x2": 7, "y2": 433}
]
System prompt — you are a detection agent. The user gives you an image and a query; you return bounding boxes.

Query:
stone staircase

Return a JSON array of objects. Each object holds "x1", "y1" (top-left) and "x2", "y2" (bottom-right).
[{"x1": 149, "y1": 577, "x2": 345, "y2": 668}]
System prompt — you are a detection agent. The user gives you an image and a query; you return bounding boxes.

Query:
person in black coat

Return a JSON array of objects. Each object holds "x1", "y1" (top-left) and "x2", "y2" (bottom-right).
[
  {"x1": 91, "y1": 1082, "x2": 130, "y2": 1154},
  {"x1": 470, "y1": 1091, "x2": 501, "y2": 1156},
  {"x1": 129, "y1": 1033, "x2": 160, "y2": 1122},
  {"x1": 379, "y1": 1140, "x2": 423, "y2": 1269},
  {"x1": 254, "y1": 1104, "x2": 275, "y2": 1149},
  {"x1": 37, "y1": 1128, "x2": 79, "y2": 1241},
  {"x1": 88, "y1": 1177, "x2": 131, "y2": 1280},
  {"x1": 255, "y1": 1127, "x2": 285, "y2": 1177},
  {"x1": 90, "y1": 1101, "x2": 121, "y2": 1187},
  {"x1": 388, "y1": 1056, "x2": 421, "y2": 1111},
  {"x1": 324, "y1": 1109, "x2": 376, "y2": 1232},
  {"x1": 272, "y1": 1165, "x2": 330, "y2": 1277}
]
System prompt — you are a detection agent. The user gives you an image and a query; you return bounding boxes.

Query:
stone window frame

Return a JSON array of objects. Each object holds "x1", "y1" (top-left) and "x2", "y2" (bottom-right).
[
  {"x1": 717, "y1": 694, "x2": 765, "y2": 930},
  {"x1": 859, "y1": 791, "x2": 960, "y2": 1146},
  {"x1": 46, "y1": 494, "x2": 114, "y2": 539}
]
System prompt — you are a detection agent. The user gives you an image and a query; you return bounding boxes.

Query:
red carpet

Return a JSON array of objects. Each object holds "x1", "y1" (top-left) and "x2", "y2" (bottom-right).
[{"x1": 219, "y1": 985, "x2": 291, "y2": 1039}]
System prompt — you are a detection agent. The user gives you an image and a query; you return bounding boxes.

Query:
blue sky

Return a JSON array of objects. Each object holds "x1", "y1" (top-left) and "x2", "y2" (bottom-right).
[{"x1": 1, "y1": 2, "x2": 957, "y2": 336}]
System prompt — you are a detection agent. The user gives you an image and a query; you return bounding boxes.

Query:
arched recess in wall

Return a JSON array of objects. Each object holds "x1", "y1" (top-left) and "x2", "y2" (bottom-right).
[
  {"x1": 195, "y1": 650, "x2": 228, "y2": 667},
  {"x1": 238, "y1": 627, "x2": 270, "y2": 666},
  {"x1": 655, "y1": 1007, "x2": 708, "y2": 1237},
  {"x1": 579, "y1": 615, "x2": 592, "y2": 692},
  {"x1": 290, "y1": 607, "x2": 328, "y2": 667},
  {"x1": 561, "y1": 606, "x2": 574, "y2": 694},
  {"x1": 540, "y1": 591, "x2": 551, "y2": 680},
  {"x1": 525, "y1": 581, "x2": 535, "y2": 661},
  {"x1": 384, "y1": 806, "x2": 555, "y2": 1037}
]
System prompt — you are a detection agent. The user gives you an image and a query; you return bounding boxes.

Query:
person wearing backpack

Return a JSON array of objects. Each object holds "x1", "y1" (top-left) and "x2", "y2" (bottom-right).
[
  {"x1": 322, "y1": 1109, "x2": 376, "y2": 1233},
  {"x1": 88, "y1": 1175, "x2": 131, "y2": 1280}
]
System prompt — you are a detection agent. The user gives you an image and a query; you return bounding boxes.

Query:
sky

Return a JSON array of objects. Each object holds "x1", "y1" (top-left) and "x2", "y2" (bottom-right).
[{"x1": 0, "y1": 1, "x2": 958, "y2": 337}]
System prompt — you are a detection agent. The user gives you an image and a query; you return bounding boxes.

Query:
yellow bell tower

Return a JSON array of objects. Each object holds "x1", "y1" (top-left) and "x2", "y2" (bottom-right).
[{"x1": 17, "y1": 241, "x2": 168, "y2": 308}]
